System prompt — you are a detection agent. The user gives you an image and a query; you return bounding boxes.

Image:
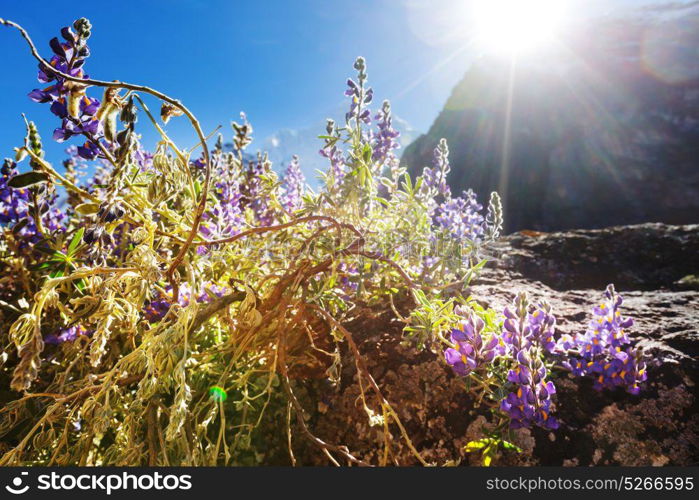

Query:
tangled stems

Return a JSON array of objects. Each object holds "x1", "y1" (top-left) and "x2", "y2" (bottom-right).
[
  {"x1": 0, "y1": 18, "x2": 211, "y2": 299},
  {"x1": 198, "y1": 215, "x2": 363, "y2": 247}
]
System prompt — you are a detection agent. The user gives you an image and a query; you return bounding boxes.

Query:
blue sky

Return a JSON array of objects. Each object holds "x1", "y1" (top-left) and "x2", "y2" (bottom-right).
[{"x1": 0, "y1": 0, "x2": 659, "y2": 171}]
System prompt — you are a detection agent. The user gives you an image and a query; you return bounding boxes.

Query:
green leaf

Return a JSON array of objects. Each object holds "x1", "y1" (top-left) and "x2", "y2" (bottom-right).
[
  {"x1": 413, "y1": 176, "x2": 423, "y2": 192},
  {"x1": 7, "y1": 171, "x2": 49, "y2": 188},
  {"x1": 362, "y1": 144, "x2": 373, "y2": 164},
  {"x1": 67, "y1": 228, "x2": 84, "y2": 256},
  {"x1": 75, "y1": 203, "x2": 100, "y2": 215},
  {"x1": 464, "y1": 439, "x2": 489, "y2": 452},
  {"x1": 501, "y1": 440, "x2": 522, "y2": 452},
  {"x1": 403, "y1": 174, "x2": 413, "y2": 194}
]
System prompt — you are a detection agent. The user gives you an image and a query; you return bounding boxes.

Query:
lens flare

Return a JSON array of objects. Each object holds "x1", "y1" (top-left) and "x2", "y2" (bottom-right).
[{"x1": 209, "y1": 386, "x2": 228, "y2": 402}]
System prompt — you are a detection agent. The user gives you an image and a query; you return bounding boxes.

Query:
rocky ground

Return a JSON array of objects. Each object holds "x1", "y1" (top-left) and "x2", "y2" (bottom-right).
[{"x1": 293, "y1": 223, "x2": 699, "y2": 465}]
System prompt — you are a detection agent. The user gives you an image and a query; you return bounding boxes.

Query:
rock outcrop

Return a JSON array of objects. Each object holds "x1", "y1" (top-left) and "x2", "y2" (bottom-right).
[{"x1": 295, "y1": 223, "x2": 699, "y2": 465}]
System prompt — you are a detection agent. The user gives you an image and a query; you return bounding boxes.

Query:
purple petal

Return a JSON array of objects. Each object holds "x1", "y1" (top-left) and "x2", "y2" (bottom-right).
[
  {"x1": 81, "y1": 118, "x2": 100, "y2": 135},
  {"x1": 61, "y1": 26, "x2": 76, "y2": 43},
  {"x1": 49, "y1": 37, "x2": 66, "y2": 58},
  {"x1": 50, "y1": 99, "x2": 68, "y2": 118},
  {"x1": 28, "y1": 89, "x2": 52, "y2": 103},
  {"x1": 444, "y1": 348, "x2": 460, "y2": 364},
  {"x1": 53, "y1": 127, "x2": 71, "y2": 142}
]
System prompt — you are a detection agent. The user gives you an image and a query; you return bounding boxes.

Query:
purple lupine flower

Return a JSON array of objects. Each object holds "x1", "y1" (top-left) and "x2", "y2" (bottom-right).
[
  {"x1": 500, "y1": 352, "x2": 559, "y2": 430},
  {"x1": 319, "y1": 119, "x2": 346, "y2": 187},
  {"x1": 76, "y1": 139, "x2": 101, "y2": 160},
  {"x1": 584, "y1": 348, "x2": 647, "y2": 395},
  {"x1": 280, "y1": 155, "x2": 305, "y2": 212},
  {"x1": 44, "y1": 325, "x2": 90, "y2": 345},
  {"x1": 371, "y1": 100, "x2": 400, "y2": 168},
  {"x1": 0, "y1": 160, "x2": 65, "y2": 242},
  {"x1": 28, "y1": 19, "x2": 104, "y2": 154},
  {"x1": 499, "y1": 292, "x2": 559, "y2": 430},
  {"x1": 190, "y1": 155, "x2": 206, "y2": 170},
  {"x1": 421, "y1": 138, "x2": 451, "y2": 198},
  {"x1": 500, "y1": 294, "x2": 556, "y2": 355},
  {"x1": 195, "y1": 284, "x2": 227, "y2": 303},
  {"x1": 144, "y1": 283, "x2": 228, "y2": 322},
  {"x1": 133, "y1": 147, "x2": 154, "y2": 171},
  {"x1": 42, "y1": 198, "x2": 66, "y2": 233},
  {"x1": 444, "y1": 314, "x2": 498, "y2": 377},
  {"x1": 0, "y1": 160, "x2": 31, "y2": 227},
  {"x1": 528, "y1": 301, "x2": 557, "y2": 353},
  {"x1": 199, "y1": 151, "x2": 247, "y2": 244},
  {"x1": 434, "y1": 189, "x2": 485, "y2": 242},
  {"x1": 501, "y1": 293, "x2": 531, "y2": 354},
  {"x1": 241, "y1": 153, "x2": 275, "y2": 226},
  {"x1": 201, "y1": 180, "x2": 244, "y2": 239},
  {"x1": 344, "y1": 57, "x2": 372, "y2": 126},
  {"x1": 558, "y1": 284, "x2": 646, "y2": 395},
  {"x1": 500, "y1": 375, "x2": 558, "y2": 430}
]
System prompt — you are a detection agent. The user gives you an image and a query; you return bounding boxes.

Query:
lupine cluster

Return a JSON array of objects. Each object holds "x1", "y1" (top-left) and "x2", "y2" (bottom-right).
[
  {"x1": 442, "y1": 286, "x2": 646, "y2": 433},
  {"x1": 0, "y1": 160, "x2": 30, "y2": 230},
  {"x1": 441, "y1": 293, "x2": 559, "y2": 430},
  {"x1": 420, "y1": 139, "x2": 494, "y2": 245},
  {"x1": 200, "y1": 171, "x2": 245, "y2": 242},
  {"x1": 444, "y1": 314, "x2": 498, "y2": 376},
  {"x1": 498, "y1": 293, "x2": 558, "y2": 430},
  {"x1": 243, "y1": 153, "x2": 275, "y2": 226},
  {"x1": 344, "y1": 57, "x2": 373, "y2": 126},
  {"x1": 27, "y1": 18, "x2": 106, "y2": 160},
  {"x1": 371, "y1": 100, "x2": 401, "y2": 168},
  {"x1": 433, "y1": 189, "x2": 485, "y2": 242},
  {"x1": 421, "y1": 138, "x2": 451, "y2": 198},
  {"x1": 320, "y1": 57, "x2": 402, "y2": 191},
  {"x1": 280, "y1": 155, "x2": 305, "y2": 212},
  {"x1": 0, "y1": 159, "x2": 65, "y2": 245},
  {"x1": 557, "y1": 284, "x2": 647, "y2": 394}
]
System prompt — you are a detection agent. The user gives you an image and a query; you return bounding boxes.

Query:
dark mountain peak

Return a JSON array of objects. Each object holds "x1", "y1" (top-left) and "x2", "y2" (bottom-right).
[{"x1": 402, "y1": 4, "x2": 699, "y2": 233}]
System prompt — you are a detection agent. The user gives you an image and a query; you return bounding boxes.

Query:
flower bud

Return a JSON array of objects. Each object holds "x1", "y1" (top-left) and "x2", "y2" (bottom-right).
[
  {"x1": 83, "y1": 225, "x2": 103, "y2": 244},
  {"x1": 119, "y1": 96, "x2": 137, "y2": 124},
  {"x1": 14, "y1": 147, "x2": 28, "y2": 163},
  {"x1": 73, "y1": 18, "x2": 92, "y2": 39},
  {"x1": 97, "y1": 202, "x2": 125, "y2": 223}
]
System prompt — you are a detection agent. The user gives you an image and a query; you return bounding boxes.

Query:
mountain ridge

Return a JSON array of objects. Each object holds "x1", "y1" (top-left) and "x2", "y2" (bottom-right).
[{"x1": 402, "y1": 4, "x2": 699, "y2": 232}]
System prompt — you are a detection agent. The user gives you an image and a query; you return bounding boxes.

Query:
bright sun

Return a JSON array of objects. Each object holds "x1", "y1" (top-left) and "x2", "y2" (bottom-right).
[{"x1": 473, "y1": 0, "x2": 565, "y2": 55}]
